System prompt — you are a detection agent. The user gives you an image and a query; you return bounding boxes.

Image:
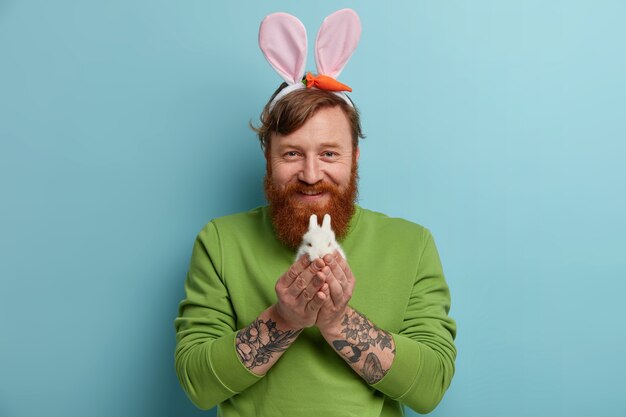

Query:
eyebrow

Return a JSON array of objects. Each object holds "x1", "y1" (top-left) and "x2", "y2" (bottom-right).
[
  {"x1": 318, "y1": 142, "x2": 343, "y2": 149},
  {"x1": 277, "y1": 141, "x2": 343, "y2": 150}
]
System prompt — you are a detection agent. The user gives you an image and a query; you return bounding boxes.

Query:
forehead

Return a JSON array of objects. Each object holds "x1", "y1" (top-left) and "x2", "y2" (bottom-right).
[{"x1": 271, "y1": 106, "x2": 352, "y2": 150}]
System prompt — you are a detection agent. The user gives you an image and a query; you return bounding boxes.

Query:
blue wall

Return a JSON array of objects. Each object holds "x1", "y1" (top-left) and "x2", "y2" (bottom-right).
[{"x1": 1, "y1": 1, "x2": 625, "y2": 416}]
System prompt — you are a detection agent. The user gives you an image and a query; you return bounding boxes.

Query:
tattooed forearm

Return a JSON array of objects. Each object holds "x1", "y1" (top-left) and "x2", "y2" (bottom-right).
[
  {"x1": 362, "y1": 353, "x2": 386, "y2": 384},
  {"x1": 332, "y1": 339, "x2": 362, "y2": 363},
  {"x1": 330, "y1": 309, "x2": 395, "y2": 384},
  {"x1": 235, "y1": 318, "x2": 302, "y2": 371}
]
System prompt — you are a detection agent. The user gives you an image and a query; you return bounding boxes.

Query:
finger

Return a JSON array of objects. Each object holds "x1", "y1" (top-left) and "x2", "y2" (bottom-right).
[
  {"x1": 335, "y1": 253, "x2": 355, "y2": 286},
  {"x1": 326, "y1": 274, "x2": 344, "y2": 307},
  {"x1": 296, "y1": 270, "x2": 327, "y2": 302},
  {"x1": 306, "y1": 283, "x2": 329, "y2": 312},
  {"x1": 287, "y1": 258, "x2": 325, "y2": 297},
  {"x1": 324, "y1": 252, "x2": 348, "y2": 290},
  {"x1": 322, "y1": 282, "x2": 330, "y2": 298},
  {"x1": 277, "y1": 255, "x2": 311, "y2": 288}
]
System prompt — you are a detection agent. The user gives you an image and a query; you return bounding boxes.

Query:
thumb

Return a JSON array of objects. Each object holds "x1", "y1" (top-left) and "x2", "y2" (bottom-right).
[{"x1": 307, "y1": 283, "x2": 329, "y2": 312}]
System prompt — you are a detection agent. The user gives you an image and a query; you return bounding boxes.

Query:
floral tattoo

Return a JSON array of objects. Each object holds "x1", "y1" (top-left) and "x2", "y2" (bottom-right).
[
  {"x1": 332, "y1": 310, "x2": 395, "y2": 384},
  {"x1": 236, "y1": 319, "x2": 301, "y2": 370}
]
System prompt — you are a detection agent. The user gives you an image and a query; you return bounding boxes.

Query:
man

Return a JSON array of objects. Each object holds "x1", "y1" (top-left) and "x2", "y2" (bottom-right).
[{"x1": 174, "y1": 84, "x2": 457, "y2": 416}]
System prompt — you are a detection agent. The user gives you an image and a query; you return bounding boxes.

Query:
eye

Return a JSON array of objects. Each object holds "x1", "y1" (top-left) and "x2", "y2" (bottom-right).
[
  {"x1": 322, "y1": 151, "x2": 337, "y2": 158},
  {"x1": 307, "y1": 243, "x2": 312, "y2": 247},
  {"x1": 285, "y1": 151, "x2": 300, "y2": 158}
]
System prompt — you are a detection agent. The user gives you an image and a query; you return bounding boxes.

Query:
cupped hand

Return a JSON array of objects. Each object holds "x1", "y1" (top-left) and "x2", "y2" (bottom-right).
[{"x1": 273, "y1": 255, "x2": 330, "y2": 330}]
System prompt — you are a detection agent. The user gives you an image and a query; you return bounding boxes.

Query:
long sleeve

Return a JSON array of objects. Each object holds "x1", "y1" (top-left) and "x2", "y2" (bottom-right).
[
  {"x1": 371, "y1": 230, "x2": 457, "y2": 414},
  {"x1": 174, "y1": 221, "x2": 262, "y2": 410}
]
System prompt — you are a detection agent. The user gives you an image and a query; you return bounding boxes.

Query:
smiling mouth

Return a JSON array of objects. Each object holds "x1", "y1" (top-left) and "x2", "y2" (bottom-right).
[{"x1": 296, "y1": 191, "x2": 327, "y2": 201}]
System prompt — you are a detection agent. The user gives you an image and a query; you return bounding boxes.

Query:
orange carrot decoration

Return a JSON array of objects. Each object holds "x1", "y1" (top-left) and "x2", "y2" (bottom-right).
[{"x1": 305, "y1": 72, "x2": 352, "y2": 92}]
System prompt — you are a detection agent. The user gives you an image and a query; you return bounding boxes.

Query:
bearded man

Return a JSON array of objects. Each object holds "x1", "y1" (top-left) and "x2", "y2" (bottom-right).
[{"x1": 174, "y1": 83, "x2": 457, "y2": 416}]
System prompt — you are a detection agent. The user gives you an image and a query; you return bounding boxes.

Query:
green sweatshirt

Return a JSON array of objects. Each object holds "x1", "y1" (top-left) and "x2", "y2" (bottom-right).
[{"x1": 174, "y1": 205, "x2": 456, "y2": 416}]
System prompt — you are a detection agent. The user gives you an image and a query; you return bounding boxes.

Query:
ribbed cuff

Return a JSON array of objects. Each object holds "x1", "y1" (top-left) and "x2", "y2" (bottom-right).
[
  {"x1": 210, "y1": 332, "x2": 264, "y2": 393},
  {"x1": 371, "y1": 333, "x2": 422, "y2": 399}
]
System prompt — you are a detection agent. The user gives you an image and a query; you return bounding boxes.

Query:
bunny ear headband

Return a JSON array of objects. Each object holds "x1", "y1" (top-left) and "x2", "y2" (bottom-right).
[{"x1": 258, "y1": 8, "x2": 362, "y2": 110}]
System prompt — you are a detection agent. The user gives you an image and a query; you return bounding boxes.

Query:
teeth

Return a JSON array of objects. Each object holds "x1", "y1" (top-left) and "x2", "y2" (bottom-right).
[{"x1": 301, "y1": 191, "x2": 321, "y2": 195}]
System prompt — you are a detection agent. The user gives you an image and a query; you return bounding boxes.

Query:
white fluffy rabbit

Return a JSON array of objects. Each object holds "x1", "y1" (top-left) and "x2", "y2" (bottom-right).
[{"x1": 295, "y1": 214, "x2": 346, "y2": 262}]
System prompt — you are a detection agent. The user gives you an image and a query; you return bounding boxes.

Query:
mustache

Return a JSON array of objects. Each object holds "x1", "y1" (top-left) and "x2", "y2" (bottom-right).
[{"x1": 285, "y1": 181, "x2": 339, "y2": 195}]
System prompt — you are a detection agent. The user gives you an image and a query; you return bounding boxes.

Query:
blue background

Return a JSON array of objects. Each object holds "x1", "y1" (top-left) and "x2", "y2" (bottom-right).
[{"x1": 1, "y1": 1, "x2": 625, "y2": 416}]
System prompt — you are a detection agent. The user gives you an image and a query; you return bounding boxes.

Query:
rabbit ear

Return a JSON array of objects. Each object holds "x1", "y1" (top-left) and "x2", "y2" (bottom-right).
[
  {"x1": 309, "y1": 214, "x2": 318, "y2": 229},
  {"x1": 259, "y1": 13, "x2": 307, "y2": 84},
  {"x1": 314, "y1": 9, "x2": 361, "y2": 78},
  {"x1": 322, "y1": 214, "x2": 331, "y2": 231}
]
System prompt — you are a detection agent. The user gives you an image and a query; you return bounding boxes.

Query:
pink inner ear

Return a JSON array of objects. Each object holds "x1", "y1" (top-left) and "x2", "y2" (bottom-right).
[
  {"x1": 315, "y1": 8, "x2": 361, "y2": 78},
  {"x1": 259, "y1": 13, "x2": 308, "y2": 84}
]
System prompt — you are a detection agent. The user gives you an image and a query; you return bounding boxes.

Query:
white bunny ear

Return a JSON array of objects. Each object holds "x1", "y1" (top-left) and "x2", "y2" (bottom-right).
[
  {"x1": 314, "y1": 8, "x2": 361, "y2": 78},
  {"x1": 322, "y1": 214, "x2": 331, "y2": 231},
  {"x1": 259, "y1": 13, "x2": 307, "y2": 84},
  {"x1": 309, "y1": 214, "x2": 319, "y2": 229}
]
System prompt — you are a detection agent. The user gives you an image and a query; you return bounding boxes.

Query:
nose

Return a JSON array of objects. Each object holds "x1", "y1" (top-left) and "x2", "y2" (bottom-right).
[{"x1": 298, "y1": 156, "x2": 323, "y2": 184}]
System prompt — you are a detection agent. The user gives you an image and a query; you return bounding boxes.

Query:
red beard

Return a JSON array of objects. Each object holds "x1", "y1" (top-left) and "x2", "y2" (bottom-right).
[{"x1": 264, "y1": 159, "x2": 359, "y2": 249}]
